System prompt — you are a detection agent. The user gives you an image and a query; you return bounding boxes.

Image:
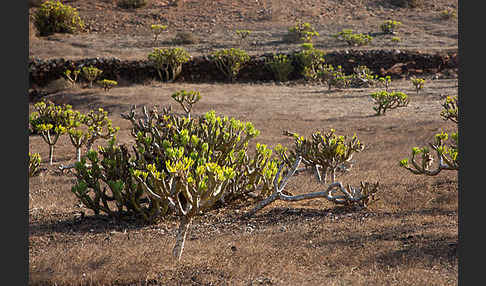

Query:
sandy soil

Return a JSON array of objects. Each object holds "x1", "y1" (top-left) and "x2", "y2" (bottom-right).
[{"x1": 28, "y1": 1, "x2": 458, "y2": 285}]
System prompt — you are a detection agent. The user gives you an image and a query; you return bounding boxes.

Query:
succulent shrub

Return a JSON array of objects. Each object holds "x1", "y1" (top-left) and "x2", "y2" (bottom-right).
[
  {"x1": 148, "y1": 47, "x2": 191, "y2": 82},
  {"x1": 171, "y1": 90, "x2": 201, "y2": 120},
  {"x1": 33, "y1": 0, "x2": 84, "y2": 37},
  {"x1": 440, "y1": 8, "x2": 457, "y2": 20},
  {"x1": 81, "y1": 66, "x2": 103, "y2": 88},
  {"x1": 29, "y1": 99, "x2": 73, "y2": 165},
  {"x1": 117, "y1": 0, "x2": 147, "y2": 9},
  {"x1": 64, "y1": 68, "x2": 80, "y2": 86},
  {"x1": 370, "y1": 90, "x2": 409, "y2": 115},
  {"x1": 71, "y1": 139, "x2": 156, "y2": 219},
  {"x1": 410, "y1": 77, "x2": 425, "y2": 95},
  {"x1": 151, "y1": 24, "x2": 168, "y2": 45},
  {"x1": 211, "y1": 48, "x2": 250, "y2": 82},
  {"x1": 349, "y1": 65, "x2": 377, "y2": 88},
  {"x1": 316, "y1": 64, "x2": 351, "y2": 90},
  {"x1": 72, "y1": 93, "x2": 278, "y2": 259},
  {"x1": 98, "y1": 79, "x2": 118, "y2": 92},
  {"x1": 377, "y1": 76, "x2": 392, "y2": 91},
  {"x1": 234, "y1": 29, "x2": 252, "y2": 46},
  {"x1": 440, "y1": 96, "x2": 458, "y2": 123},
  {"x1": 380, "y1": 20, "x2": 402, "y2": 34},
  {"x1": 399, "y1": 132, "x2": 458, "y2": 175},
  {"x1": 67, "y1": 108, "x2": 119, "y2": 162},
  {"x1": 247, "y1": 129, "x2": 379, "y2": 217},
  {"x1": 29, "y1": 153, "x2": 42, "y2": 177},
  {"x1": 284, "y1": 21, "x2": 319, "y2": 43},
  {"x1": 391, "y1": 36, "x2": 401, "y2": 44},
  {"x1": 334, "y1": 29, "x2": 373, "y2": 46},
  {"x1": 265, "y1": 53, "x2": 294, "y2": 82},
  {"x1": 400, "y1": 95, "x2": 459, "y2": 175},
  {"x1": 293, "y1": 47, "x2": 326, "y2": 81}
]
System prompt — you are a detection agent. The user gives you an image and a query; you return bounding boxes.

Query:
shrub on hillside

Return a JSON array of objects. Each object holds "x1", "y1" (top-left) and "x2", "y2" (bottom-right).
[
  {"x1": 284, "y1": 22, "x2": 319, "y2": 43},
  {"x1": 117, "y1": 0, "x2": 147, "y2": 9},
  {"x1": 33, "y1": 0, "x2": 84, "y2": 37}
]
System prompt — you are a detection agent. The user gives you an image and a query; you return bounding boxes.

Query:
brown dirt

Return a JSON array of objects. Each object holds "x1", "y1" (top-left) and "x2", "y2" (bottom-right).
[
  {"x1": 28, "y1": 1, "x2": 458, "y2": 285},
  {"x1": 29, "y1": 0, "x2": 458, "y2": 60}
]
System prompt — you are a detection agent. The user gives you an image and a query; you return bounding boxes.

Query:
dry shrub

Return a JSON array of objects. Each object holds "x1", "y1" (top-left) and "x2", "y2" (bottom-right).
[
  {"x1": 388, "y1": 0, "x2": 424, "y2": 8},
  {"x1": 117, "y1": 0, "x2": 148, "y2": 9},
  {"x1": 172, "y1": 31, "x2": 199, "y2": 45}
]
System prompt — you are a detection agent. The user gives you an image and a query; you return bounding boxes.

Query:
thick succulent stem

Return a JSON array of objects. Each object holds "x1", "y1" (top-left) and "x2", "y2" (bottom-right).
[
  {"x1": 49, "y1": 144, "x2": 54, "y2": 165},
  {"x1": 246, "y1": 156, "x2": 379, "y2": 217},
  {"x1": 173, "y1": 216, "x2": 191, "y2": 260},
  {"x1": 76, "y1": 147, "x2": 82, "y2": 162}
]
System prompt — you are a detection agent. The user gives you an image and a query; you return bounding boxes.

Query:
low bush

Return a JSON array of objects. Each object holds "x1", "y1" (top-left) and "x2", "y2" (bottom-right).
[
  {"x1": 29, "y1": 153, "x2": 42, "y2": 177},
  {"x1": 400, "y1": 95, "x2": 458, "y2": 175},
  {"x1": 148, "y1": 47, "x2": 191, "y2": 82},
  {"x1": 334, "y1": 29, "x2": 373, "y2": 46},
  {"x1": 293, "y1": 46, "x2": 326, "y2": 81},
  {"x1": 117, "y1": 0, "x2": 147, "y2": 9},
  {"x1": 151, "y1": 24, "x2": 168, "y2": 45},
  {"x1": 234, "y1": 29, "x2": 252, "y2": 46},
  {"x1": 370, "y1": 90, "x2": 409, "y2": 115},
  {"x1": 265, "y1": 54, "x2": 294, "y2": 82},
  {"x1": 284, "y1": 21, "x2": 319, "y2": 43},
  {"x1": 81, "y1": 66, "x2": 103, "y2": 88},
  {"x1": 316, "y1": 64, "x2": 351, "y2": 90},
  {"x1": 72, "y1": 92, "x2": 278, "y2": 259},
  {"x1": 33, "y1": 0, "x2": 84, "y2": 37},
  {"x1": 29, "y1": 99, "x2": 73, "y2": 164},
  {"x1": 440, "y1": 8, "x2": 457, "y2": 20},
  {"x1": 381, "y1": 20, "x2": 401, "y2": 34},
  {"x1": 410, "y1": 76, "x2": 425, "y2": 94},
  {"x1": 98, "y1": 79, "x2": 118, "y2": 92},
  {"x1": 247, "y1": 129, "x2": 379, "y2": 217},
  {"x1": 211, "y1": 48, "x2": 250, "y2": 82}
]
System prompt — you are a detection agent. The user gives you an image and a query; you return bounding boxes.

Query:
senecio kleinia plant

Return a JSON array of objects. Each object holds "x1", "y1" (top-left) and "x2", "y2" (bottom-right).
[
  {"x1": 33, "y1": 0, "x2": 84, "y2": 37},
  {"x1": 81, "y1": 65, "x2": 103, "y2": 88},
  {"x1": 64, "y1": 68, "x2": 80, "y2": 86},
  {"x1": 400, "y1": 95, "x2": 459, "y2": 175},
  {"x1": 67, "y1": 108, "x2": 119, "y2": 162},
  {"x1": 440, "y1": 95, "x2": 458, "y2": 123},
  {"x1": 265, "y1": 53, "x2": 294, "y2": 82},
  {"x1": 334, "y1": 29, "x2": 373, "y2": 46},
  {"x1": 235, "y1": 29, "x2": 252, "y2": 45},
  {"x1": 370, "y1": 90, "x2": 409, "y2": 115},
  {"x1": 293, "y1": 47, "x2": 326, "y2": 81},
  {"x1": 98, "y1": 79, "x2": 118, "y2": 92},
  {"x1": 29, "y1": 153, "x2": 42, "y2": 177},
  {"x1": 72, "y1": 93, "x2": 279, "y2": 260},
  {"x1": 316, "y1": 64, "x2": 351, "y2": 90},
  {"x1": 381, "y1": 20, "x2": 402, "y2": 34},
  {"x1": 377, "y1": 75, "x2": 392, "y2": 91},
  {"x1": 247, "y1": 129, "x2": 379, "y2": 217},
  {"x1": 151, "y1": 24, "x2": 168, "y2": 45},
  {"x1": 410, "y1": 76, "x2": 425, "y2": 95},
  {"x1": 211, "y1": 48, "x2": 250, "y2": 82},
  {"x1": 148, "y1": 47, "x2": 191, "y2": 82},
  {"x1": 29, "y1": 99, "x2": 73, "y2": 165},
  {"x1": 171, "y1": 89, "x2": 201, "y2": 120},
  {"x1": 285, "y1": 21, "x2": 319, "y2": 43}
]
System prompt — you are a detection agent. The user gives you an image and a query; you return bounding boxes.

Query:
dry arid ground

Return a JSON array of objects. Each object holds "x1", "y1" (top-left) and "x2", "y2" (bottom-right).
[{"x1": 29, "y1": 0, "x2": 458, "y2": 285}]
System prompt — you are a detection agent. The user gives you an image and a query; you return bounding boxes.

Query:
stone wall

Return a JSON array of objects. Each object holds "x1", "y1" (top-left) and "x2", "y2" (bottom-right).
[{"x1": 29, "y1": 49, "x2": 458, "y2": 88}]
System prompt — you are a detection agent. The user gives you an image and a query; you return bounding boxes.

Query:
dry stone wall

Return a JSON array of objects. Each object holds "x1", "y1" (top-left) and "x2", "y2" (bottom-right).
[{"x1": 29, "y1": 49, "x2": 458, "y2": 88}]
